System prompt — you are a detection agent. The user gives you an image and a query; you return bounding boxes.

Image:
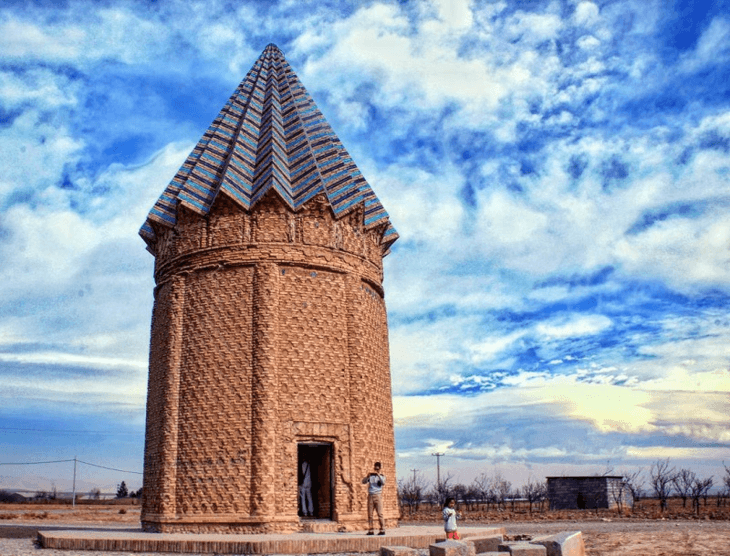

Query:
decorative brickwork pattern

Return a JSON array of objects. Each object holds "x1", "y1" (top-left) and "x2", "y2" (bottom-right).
[
  {"x1": 141, "y1": 45, "x2": 399, "y2": 534},
  {"x1": 175, "y1": 267, "x2": 254, "y2": 517}
]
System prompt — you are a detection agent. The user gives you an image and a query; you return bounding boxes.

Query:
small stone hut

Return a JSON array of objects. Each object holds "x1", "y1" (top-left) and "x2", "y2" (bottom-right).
[
  {"x1": 139, "y1": 44, "x2": 399, "y2": 533},
  {"x1": 547, "y1": 476, "x2": 633, "y2": 510}
]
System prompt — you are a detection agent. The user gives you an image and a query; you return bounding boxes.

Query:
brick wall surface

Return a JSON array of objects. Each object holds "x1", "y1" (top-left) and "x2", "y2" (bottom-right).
[{"x1": 142, "y1": 190, "x2": 397, "y2": 533}]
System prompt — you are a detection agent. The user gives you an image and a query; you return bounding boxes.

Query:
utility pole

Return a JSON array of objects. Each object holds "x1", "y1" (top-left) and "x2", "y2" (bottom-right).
[
  {"x1": 431, "y1": 452, "x2": 444, "y2": 491},
  {"x1": 72, "y1": 456, "x2": 77, "y2": 508},
  {"x1": 410, "y1": 468, "x2": 418, "y2": 484}
]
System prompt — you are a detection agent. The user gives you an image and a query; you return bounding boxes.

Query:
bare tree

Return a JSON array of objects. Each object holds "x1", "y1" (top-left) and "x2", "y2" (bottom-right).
[
  {"x1": 464, "y1": 482, "x2": 480, "y2": 511},
  {"x1": 521, "y1": 477, "x2": 544, "y2": 514},
  {"x1": 671, "y1": 468, "x2": 695, "y2": 508},
  {"x1": 396, "y1": 478, "x2": 408, "y2": 515},
  {"x1": 650, "y1": 459, "x2": 676, "y2": 513},
  {"x1": 719, "y1": 463, "x2": 730, "y2": 508},
  {"x1": 471, "y1": 473, "x2": 493, "y2": 510},
  {"x1": 690, "y1": 476, "x2": 713, "y2": 516},
  {"x1": 398, "y1": 471, "x2": 429, "y2": 516},
  {"x1": 429, "y1": 472, "x2": 455, "y2": 508},
  {"x1": 452, "y1": 483, "x2": 468, "y2": 509},
  {"x1": 610, "y1": 477, "x2": 631, "y2": 515},
  {"x1": 538, "y1": 481, "x2": 548, "y2": 511},
  {"x1": 716, "y1": 486, "x2": 728, "y2": 508},
  {"x1": 701, "y1": 477, "x2": 714, "y2": 508},
  {"x1": 494, "y1": 473, "x2": 511, "y2": 511},
  {"x1": 623, "y1": 468, "x2": 644, "y2": 504}
]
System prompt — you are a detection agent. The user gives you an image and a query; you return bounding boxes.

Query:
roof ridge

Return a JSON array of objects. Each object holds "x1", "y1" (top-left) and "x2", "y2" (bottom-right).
[{"x1": 215, "y1": 53, "x2": 264, "y2": 209}]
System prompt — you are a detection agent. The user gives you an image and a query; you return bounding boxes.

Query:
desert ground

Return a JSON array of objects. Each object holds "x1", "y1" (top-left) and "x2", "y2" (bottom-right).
[{"x1": 1, "y1": 499, "x2": 729, "y2": 555}]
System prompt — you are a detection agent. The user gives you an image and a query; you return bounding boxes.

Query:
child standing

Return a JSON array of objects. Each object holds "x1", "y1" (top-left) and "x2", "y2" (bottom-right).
[{"x1": 442, "y1": 497, "x2": 461, "y2": 540}]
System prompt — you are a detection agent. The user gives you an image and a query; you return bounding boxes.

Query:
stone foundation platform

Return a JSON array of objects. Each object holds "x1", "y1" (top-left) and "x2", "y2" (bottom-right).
[{"x1": 38, "y1": 525, "x2": 506, "y2": 554}]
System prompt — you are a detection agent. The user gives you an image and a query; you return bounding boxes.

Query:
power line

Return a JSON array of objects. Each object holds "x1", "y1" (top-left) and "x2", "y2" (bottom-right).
[
  {"x1": 0, "y1": 458, "x2": 142, "y2": 474},
  {"x1": 0, "y1": 457, "x2": 143, "y2": 506},
  {"x1": 76, "y1": 460, "x2": 142, "y2": 475},
  {"x1": 0, "y1": 459, "x2": 75, "y2": 465}
]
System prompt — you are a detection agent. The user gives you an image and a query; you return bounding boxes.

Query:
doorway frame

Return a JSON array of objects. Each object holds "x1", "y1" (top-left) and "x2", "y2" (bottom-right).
[{"x1": 297, "y1": 441, "x2": 334, "y2": 520}]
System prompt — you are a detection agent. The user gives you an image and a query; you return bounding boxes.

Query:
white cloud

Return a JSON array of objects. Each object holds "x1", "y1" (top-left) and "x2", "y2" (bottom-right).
[
  {"x1": 640, "y1": 362, "x2": 730, "y2": 393},
  {"x1": 297, "y1": 1, "x2": 567, "y2": 137},
  {"x1": 372, "y1": 165, "x2": 466, "y2": 248},
  {"x1": 0, "y1": 352, "x2": 146, "y2": 371},
  {"x1": 0, "y1": 110, "x2": 84, "y2": 201},
  {"x1": 0, "y1": 140, "x2": 189, "y2": 375},
  {"x1": 0, "y1": 16, "x2": 85, "y2": 61},
  {"x1": 2, "y1": 373, "x2": 146, "y2": 409},
  {"x1": 614, "y1": 216, "x2": 730, "y2": 290},
  {"x1": 470, "y1": 190, "x2": 556, "y2": 273},
  {"x1": 573, "y1": 2, "x2": 600, "y2": 27},
  {"x1": 0, "y1": 8, "x2": 164, "y2": 66},
  {"x1": 476, "y1": 190, "x2": 549, "y2": 246},
  {"x1": 576, "y1": 35, "x2": 600, "y2": 50},
  {"x1": 503, "y1": 10, "x2": 562, "y2": 44},
  {"x1": 431, "y1": 0, "x2": 473, "y2": 30},
  {"x1": 468, "y1": 331, "x2": 526, "y2": 364},
  {"x1": 1, "y1": 206, "x2": 97, "y2": 280},
  {"x1": 680, "y1": 17, "x2": 730, "y2": 73},
  {"x1": 0, "y1": 68, "x2": 78, "y2": 109},
  {"x1": 389, "y1": 315, "x2": 476, "y2": 395},
  {"x1": 395, "y1": 370, "x2": 729, "y2": 442},
  {"x1": 536, "y1": 314, "x2": 613, "y2": 339},
  {"x1": 626, "y1": 445, "x2": 730, "y2": 461}
]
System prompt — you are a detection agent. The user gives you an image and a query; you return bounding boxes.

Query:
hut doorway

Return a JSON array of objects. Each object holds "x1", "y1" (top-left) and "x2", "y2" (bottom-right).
[{"x1": 298, "y1": 442, "x2": 333, "y2": 519}]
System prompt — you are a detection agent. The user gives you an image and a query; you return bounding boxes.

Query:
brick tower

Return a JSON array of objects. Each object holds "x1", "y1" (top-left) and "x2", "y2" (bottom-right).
[{"x1": 139, "y1": 44, "x2": 399, "y2": 533}]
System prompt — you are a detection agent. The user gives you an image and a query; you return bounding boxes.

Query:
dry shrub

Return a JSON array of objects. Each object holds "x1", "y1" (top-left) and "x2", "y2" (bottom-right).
[
  {"x1": 401, "y1": 497, "x2": 730, "y2": 523},
  {"x1": 0, "y1": 514, "x2": 20, "y2": 520},
  {"x1": 24, "y1": 512, "x2": 49, "y2": 519}
]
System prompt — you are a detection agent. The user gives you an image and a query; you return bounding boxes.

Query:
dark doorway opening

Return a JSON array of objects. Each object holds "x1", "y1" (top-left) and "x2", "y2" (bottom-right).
[{"x1": 298, "y1": 442, "x2": 333, "y2": 519}]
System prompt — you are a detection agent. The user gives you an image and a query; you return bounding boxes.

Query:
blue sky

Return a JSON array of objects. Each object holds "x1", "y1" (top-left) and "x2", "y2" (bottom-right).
[{"x1": 1, "y1": 0, "x2": 729, "y2": 495}]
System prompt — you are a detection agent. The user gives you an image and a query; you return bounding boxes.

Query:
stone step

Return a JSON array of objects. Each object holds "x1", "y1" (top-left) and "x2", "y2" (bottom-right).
[
  {"x1": 497, "y1": 541, "x2": 547, "y2": 555},
  {"x1": 427, "y1": 530, "x2": 585, "y2": 556}
]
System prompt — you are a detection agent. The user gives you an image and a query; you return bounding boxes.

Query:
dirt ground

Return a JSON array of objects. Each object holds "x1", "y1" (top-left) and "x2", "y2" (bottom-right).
[
  {"x1": 404, "y1": 498, "x2": 730, "y2": 556},
  {"x1": 1, "y1": 502, "x2": 729, "y2": 555},
  {"x1": 581, "y1": 526, "x2": 730, "y2": 556}
]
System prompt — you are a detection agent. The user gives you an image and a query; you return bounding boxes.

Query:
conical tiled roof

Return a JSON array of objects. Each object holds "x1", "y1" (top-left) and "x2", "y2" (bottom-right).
[{"x1": 140, "y1": 43, "x2": 398, "y2": 254}]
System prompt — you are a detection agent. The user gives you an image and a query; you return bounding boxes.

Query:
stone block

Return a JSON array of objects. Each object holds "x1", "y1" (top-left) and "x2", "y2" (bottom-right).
[
  {"x1": 498, "y1": 542, "x2": 547, "y2": 556},
  {"x1": 465, "y1": 534, "x2": 503, "y2": 553},
  {"x1": 430, "y1": 539, "x2": 477, "y2": 556},
  {"x1": 530, "y1": 531, "x2": 585, "y2": 556},
  {"x1": 381, "y1": 546, "x2": 418, "y2": 556}
]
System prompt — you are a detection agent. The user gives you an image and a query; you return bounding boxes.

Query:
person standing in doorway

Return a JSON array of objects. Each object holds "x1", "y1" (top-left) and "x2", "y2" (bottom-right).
[
  {"x1": 300, "y1": 460, "x2": 313, "y2": 517},
  {"x1": 362, "y1": 461, "x2": 386, "y2": 535}
]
